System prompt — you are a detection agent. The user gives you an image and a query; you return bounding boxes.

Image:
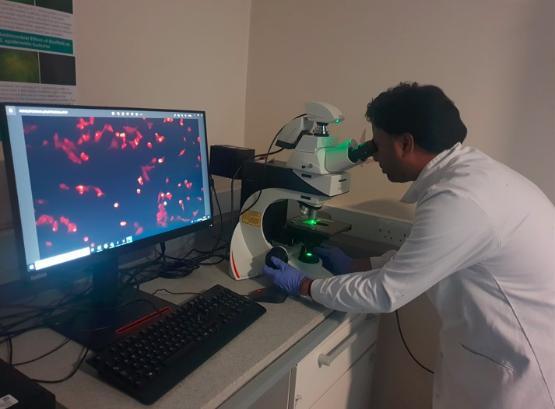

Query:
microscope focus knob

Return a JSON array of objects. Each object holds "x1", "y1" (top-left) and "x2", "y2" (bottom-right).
[{"x1": 265, "y1": 246, "x2": 289, "y2": 269}]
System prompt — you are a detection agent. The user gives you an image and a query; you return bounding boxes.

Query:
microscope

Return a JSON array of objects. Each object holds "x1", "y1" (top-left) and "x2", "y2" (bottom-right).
[{"x1": 229, "y1": 102, "x2": 376, "y2": 280}]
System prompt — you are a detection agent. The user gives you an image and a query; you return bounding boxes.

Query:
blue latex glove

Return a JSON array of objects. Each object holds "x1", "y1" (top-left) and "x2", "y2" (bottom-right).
[
  {"x1": 312, "y1": 244, "x2": 352, "y2": 275},
  {"x1": 263, "y1": 257, "x2": 305, "y2": 296}
]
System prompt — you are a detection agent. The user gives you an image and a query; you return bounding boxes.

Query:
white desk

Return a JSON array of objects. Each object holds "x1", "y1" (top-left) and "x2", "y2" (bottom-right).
[{"x1": 7, "y1": 263, "x2": 355, "y2": 409}]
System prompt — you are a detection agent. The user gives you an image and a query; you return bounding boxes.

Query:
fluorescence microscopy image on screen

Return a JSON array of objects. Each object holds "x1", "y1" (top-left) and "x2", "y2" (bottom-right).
[{"x1": 22, "y1": 114, "x2": 208, "y2": 258}]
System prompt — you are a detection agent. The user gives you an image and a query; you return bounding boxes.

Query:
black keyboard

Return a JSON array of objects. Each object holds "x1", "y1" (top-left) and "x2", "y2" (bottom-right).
[{"x1": 88, "y1": 285, "x2": 266, "y2": 404}]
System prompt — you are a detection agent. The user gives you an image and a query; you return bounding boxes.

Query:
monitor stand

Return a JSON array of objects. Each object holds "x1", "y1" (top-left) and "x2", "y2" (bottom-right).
[{"x1": 49, "y1": 256, "x2": 176, "y2": 351}]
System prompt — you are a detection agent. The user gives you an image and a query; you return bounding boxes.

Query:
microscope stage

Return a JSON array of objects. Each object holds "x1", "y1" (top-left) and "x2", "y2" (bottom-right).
[{"x1": 286, "y1": 216, "x2": 351, "y2": 239}]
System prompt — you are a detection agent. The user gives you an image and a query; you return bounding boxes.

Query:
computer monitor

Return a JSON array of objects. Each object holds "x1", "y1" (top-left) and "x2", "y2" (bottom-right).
[{"x1": 1, "y1": 103, "x2": 212, "y2": 349}]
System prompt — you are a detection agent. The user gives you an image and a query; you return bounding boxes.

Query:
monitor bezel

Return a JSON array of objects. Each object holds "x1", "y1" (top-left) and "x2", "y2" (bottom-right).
[{"x1": 1, "y1": 102, "x2": 213, "y2": 282}]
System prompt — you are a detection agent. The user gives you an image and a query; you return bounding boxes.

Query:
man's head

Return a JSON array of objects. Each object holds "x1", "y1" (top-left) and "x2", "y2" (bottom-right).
[{"x1": 366, "y1": 82, "x2": 467, "y2": 182}]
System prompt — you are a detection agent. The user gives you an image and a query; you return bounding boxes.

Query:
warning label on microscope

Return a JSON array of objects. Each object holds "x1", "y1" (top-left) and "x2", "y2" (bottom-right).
[{"x1": 241, "y1": 211, "x2": 261, "y2": 227}]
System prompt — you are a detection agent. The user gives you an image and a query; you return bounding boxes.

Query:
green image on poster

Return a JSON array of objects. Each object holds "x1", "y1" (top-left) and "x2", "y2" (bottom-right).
[{"x1": 0, "y1": 48, "x2": 39, "y2": 83}]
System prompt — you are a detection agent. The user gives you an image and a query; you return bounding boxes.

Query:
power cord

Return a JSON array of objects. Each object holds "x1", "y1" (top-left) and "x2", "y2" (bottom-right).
[
  {"x1": 395, "y1": 309, "x2": 434, "y2": 374},
  {"x1": 228, "y1": 113, "x2": 306, "y2": 241}
]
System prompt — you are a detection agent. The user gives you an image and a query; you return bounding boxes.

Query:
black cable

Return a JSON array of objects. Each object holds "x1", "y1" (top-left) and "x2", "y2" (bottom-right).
[
  {"x1": 7, "y1": 336, "x2": 13, "y2": 365},
  {"x1": 29, "y1": 346, "x2": 89, "y2": 384},
  {"x1": 238, "y1": 114, "x2": 305, "y2": 218},
  {"x1": 0, "y1": 285, "x2": 93, "y2": 339},
  {"x1": 151, "y1": 288, "x2": 201, "y2": 297},
  {"x1": 395, "y1": 310, "x2": 434, "y2": 374},
  {"x1": 13, "y1": 338, "x2": 71, "y2": 366},
  {"x1": 190, "y1": 177, "x2": 224, "y2": 256}
]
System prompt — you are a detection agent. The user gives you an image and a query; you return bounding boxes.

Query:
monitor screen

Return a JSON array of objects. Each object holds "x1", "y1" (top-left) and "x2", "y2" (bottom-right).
[{"x1": 2, "y1": 104, "x2": 212, "y2": 278}]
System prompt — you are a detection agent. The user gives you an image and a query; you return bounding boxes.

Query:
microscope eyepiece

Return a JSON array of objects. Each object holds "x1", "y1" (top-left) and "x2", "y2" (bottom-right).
[{"x1": 348, "y1": 140, "x2": 377, "y2": 163}]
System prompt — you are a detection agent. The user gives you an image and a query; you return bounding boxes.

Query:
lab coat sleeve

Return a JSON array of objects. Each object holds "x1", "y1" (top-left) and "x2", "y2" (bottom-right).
[
  {"x1": 370, "y1": 249, "x2": 397, "y2": 269},
  {"x1": 311, "y1": 193, "x2": 498, "y2": 313}
]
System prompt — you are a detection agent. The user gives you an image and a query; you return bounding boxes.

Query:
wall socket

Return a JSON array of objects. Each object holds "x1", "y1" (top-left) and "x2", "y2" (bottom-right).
[{"x1": 375, "y1": 218, "x2": 411, "y2": 246}]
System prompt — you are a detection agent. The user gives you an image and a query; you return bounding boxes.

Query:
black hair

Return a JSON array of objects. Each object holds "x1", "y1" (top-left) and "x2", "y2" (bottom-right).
[{"x1": 366, "y1": 82, "x2": 467, "y2": 153}]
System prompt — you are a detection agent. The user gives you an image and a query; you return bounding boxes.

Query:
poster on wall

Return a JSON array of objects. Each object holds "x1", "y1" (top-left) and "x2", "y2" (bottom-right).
[{"x1": 0, "y1": 0, "x2": 75, "y2": 104}]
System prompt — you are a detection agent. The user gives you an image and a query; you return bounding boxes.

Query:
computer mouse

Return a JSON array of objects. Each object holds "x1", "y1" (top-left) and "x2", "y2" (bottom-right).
[
  {"x1": 248, "y1": 286, "x2": 288, "y2": 303},
  {"x1": 265, "y1": 246, "x2": 288, "y2": 268}
]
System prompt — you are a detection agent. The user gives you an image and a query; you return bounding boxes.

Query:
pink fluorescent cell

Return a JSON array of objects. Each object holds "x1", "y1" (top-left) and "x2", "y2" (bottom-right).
[
  {"x1": 76, "y1": 119, "x2": 86, "y2": 130},
  {"x1": 120, "y1": 221, "x2": 127, "y2": 227},
  {"x1": 136, "y1": 188, "x2": 141, "y2": 194},
  {"x1": 147, "y1": 142, "x2": 153, "y2": 149},
  {"x1": 80, "y1": 152, "x2": 89, "y2": 162},
  {"x1": 141, "y1": 165, "x2": 154, "y2": 182},
  {"x1": 46, "y1": 241, "x2": 53, "y2": 247},
  {"x1": 75, "y1": 185, "x2": 86, "y2": 195},
  {"x1": 187, "y1": 126, "x2": 192, "y2": 132},
  {"x1": 94, "y1": 187, "x2": 105, "y2": 198},
  {"x1": 83, "y1": 236, "x2": 89, "y2": 242},
  {"x1": 59, "y1": 183, "x2": 70, "y2": 190},
  {"x1": 157, "y1": 157, "x2": 165, "y2": 164},
  {"x1": 166, "y1": 192, "x2": 173, "y2": 200},
  {"x1": 157, "y1": 203, "x2": 168, "y2": 227},
  {"x1": 178, "y1": 149, "x2": 186, "y2": 157},
  {"x1": 81, "y1": 133, "x2": 91, "y2": 143},
  {"x1": 113, "y1": 202, "x2": 119, "y2": 208},
  {"x1": 137, "y1": 176, "x2": 144, "y2": 186},
  {"x1": 155, "y1": 133, "x2": 166, "y2": 143},
  {"x1": 37, "y1": 214, "x2": 54, "y2": 226},
  {"x1": 53, "y1": 134, "x2": 82, "y2": 164}
]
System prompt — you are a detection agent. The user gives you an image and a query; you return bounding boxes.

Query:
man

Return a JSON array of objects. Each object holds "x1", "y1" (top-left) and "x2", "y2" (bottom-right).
[{"x1": 263, "y1": 83, "x2": 555, "y2": 409}]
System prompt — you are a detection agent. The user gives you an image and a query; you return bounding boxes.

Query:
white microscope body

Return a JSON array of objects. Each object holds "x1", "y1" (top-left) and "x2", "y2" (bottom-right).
[{"x1": 229, "y1": 102, "x2": 375, "y2": 280}]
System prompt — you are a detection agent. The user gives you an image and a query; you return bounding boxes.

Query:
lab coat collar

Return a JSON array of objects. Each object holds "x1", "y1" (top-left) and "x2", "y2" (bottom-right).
[{"x1": 401, "y1": 142, "x2": 463, "y2": 204}]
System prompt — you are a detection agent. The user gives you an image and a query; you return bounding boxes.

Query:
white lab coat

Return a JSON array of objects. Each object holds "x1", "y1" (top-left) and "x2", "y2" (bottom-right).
[{"x1": 311, "y1": 143, "x2": 555, "y2": 408}]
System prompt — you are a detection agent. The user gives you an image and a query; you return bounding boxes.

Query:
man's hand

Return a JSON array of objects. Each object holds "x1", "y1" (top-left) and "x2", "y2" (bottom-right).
[
  {"x1": 263, "y1": 257, "x2": 305, "y2": 295},
  {"x1": 312, "y1": 244, "x2": 353, "y2": 275}
]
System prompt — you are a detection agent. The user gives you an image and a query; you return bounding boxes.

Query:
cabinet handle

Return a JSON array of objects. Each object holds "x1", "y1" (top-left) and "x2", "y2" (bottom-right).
[{"x1": 317, "y1": 316, "x2": 376, "y2": 367}]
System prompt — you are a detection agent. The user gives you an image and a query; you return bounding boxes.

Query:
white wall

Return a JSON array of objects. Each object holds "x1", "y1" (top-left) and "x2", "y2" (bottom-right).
[{"x1": 244, "y1": 1, "x2": 554, "y2": 408}]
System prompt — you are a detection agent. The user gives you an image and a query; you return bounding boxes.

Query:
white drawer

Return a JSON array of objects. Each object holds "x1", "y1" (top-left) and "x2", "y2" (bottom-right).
[{"x1": 292, "y1": 315, "x2": 378, "y2": 409}]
